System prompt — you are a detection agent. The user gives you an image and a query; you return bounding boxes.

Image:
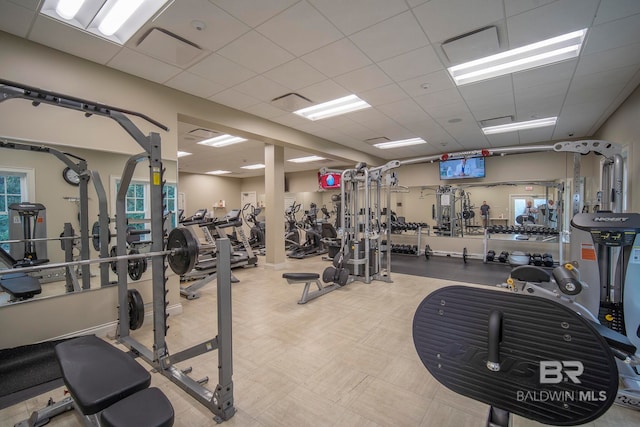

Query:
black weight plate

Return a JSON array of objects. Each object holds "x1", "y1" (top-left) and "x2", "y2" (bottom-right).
[
  {"x1": 92, "y1": 221, "x2": 100, "y2": 251},
  {"x1": 337, "y1": 268, "x2": 349, "y2": 287},
  {"x1": 167, "y1": 227, "x2": 198, "y2": 275},
  {"x1": 128, "y1": 288, "x2": 144, "y2": 330},
  {"x1": 109, "y1": 246, "x2": 118, "y2": 274},
  {"x1": 413, "y1": 286, "x2": 618, "y2": 426},
  {"x1": 127, "y1": 249, "x2": 145, "y2": 281}
]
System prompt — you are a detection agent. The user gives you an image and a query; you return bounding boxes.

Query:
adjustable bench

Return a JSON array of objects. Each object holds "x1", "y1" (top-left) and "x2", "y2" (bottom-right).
[
  {"x1": 0, "y1": 272, "x2": 41, "y2": 301},
  {"x1": 55, "y1": 335, "x2": 174, "y2": 427},
  {"x1": 282, "y1": 272, "x2": 339, "y2": 304}
]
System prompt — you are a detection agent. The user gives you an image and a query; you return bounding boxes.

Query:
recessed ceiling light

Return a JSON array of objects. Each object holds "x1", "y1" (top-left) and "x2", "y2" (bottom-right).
[
  {"x1": 206, "y1": 170, "x2": 231, "y2": 175},
  {"x1": 294, "y1": 94, "x2": 371, "y2": 121},
  {"x1": 40, "y1": 0, "x2": 170, "y2": 45},
  {"x1": 177, "y1": 151, "x2": 192, "y2": 157},
  {"x1": 373, "y1": 137, "x2": 427, "y2": 149},
  {"x1": 198, "y1": 134, "x2": 248, "y2": 148},
  {"x1": 448, "y1": 29, "x2": 587, "y2": 86},
  {"x1": 287, "y1": 155, "x2": 325, "y2": 163},
  {"x1": 482, "y1": 117, "x2": 557, "y2": 135},
  {"x1": 241, "y1": 164, "x2": 265, "y2": 170}
]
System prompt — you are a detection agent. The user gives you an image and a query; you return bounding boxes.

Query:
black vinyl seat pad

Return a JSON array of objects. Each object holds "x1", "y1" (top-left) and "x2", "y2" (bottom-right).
[
  {"x1": 0, "y1": 272, "x2": 41, "y2": 298},
  {"x1": 413, "y1": 286, "x2": 618, "y2": 426},
  {"x1": 55, "y1": 335, "x2": 151, "y2": 415}
]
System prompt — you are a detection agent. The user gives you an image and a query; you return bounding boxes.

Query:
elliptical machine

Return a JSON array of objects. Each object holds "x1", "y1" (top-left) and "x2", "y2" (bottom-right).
[
  {"x1": 284, "y1": 201, "x2": 301, "y2": 250},
  {"x1": 287, "y1": 202, "x2": 327, "y2": 259},
  {"x1": 242, "y1": 203, "x2": 265, "y2": 250}
]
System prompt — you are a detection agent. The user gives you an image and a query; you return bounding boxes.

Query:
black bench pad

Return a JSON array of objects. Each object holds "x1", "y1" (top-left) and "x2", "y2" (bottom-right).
[
  {"x1": 55, "y1": 335, "x2": 151, "y2": 415},
  {"x1": 282, "y1": 273, "x2": 319, "y2": 281},
  {"x1": 0, "y1": 272, "x2": 41, "y2": 299},
  {"x1": 101, "y1": 387, "x2": 174, "y2": 427}
]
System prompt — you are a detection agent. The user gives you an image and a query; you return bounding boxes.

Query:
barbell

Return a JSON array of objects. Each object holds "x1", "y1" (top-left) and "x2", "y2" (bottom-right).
[{"x1": 0, "y1": 227, "x2": 198, "y2": 277}]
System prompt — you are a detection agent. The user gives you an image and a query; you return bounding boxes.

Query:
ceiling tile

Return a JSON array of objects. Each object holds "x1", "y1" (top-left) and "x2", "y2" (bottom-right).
[
  {"x1": 7, "y1": 0, "x2": 39, "y2": 9},
  {"x1": 517, "y1": 126, "x2": 554, "y2": 144},
  {"x1": 554, "y1": 103, "x2": 606, "y2": 138},
  {"x1": 458, "y1": 75, "x2": 513, "y2": 101},
  {"x1": 0, "y1": 0, "x2": 35, "y2": 38},
  {"x1": 244, "y1": 102, "x2": 288, "y2": 120},
  {"x1": 593, "y1": 0, "x2": 640, "y2": 25},
  {"x1": 414, "y1": 88, "x2": 466, "y2": 112},
  {"x1": 582, "y1": 13, "x2": 640, "y2": 55},
  {"x1": 148, "y1": 0, "x2": 250, "y2": 52},
  {"x1": 108, "y1": 48, "x2": 182, "y2": 83},
  {"x1": 377, "y1": 98, "x2": 429, "y2": 124},
  {"x1": 575, "y1": 43, "x2": 640, "y2": 77},
  {"x1": 188, "y1": 53, "x2": 256, "y2": 86},
  {"x1": 506, "y1": 0, "x2": 599, "y2": 48},
  {"x1": 256, "y1": 1, "x2": 343, "y2": 56},
  {"x1": 504, "y1": 0, "x2": 556, "y2": 18},
  {"x1": 349, "y1": 11, "x2": 429, "y2": 62},
  {"x1": 210, "y1": 0, "x2": 299, "y2": 27},
  {"x1": 424, "y1": 101, "x2": 473, "y2": 121},
  {"x1": 217, "y1": 30, "x2": 294, "y2": 74},
  {"x1": 568, "y1": 65, "x2": 639, "y2": 102},
  {"x1": 515, "y1": 95, "x2": 565, "y2": 120},
  {"x1": 309, "y1": 0, "x2": 408, "y2": 35},
  {"x1": 263, "y1": 59, "x2": 327, "y2": 90},
  {"x1": 377, "y1": 45, "x2": 443, "y2": 82},
  {"x1": 413, "y1": 0, "x2": 504, "y2": 43},
  {"x1": 333, "y1": 65, "x2": 392, "y2": 93},
  {"x1": 359, "y1": 84, "x2": 410, "y2": 106},
  {"x1": 232, "y1": 75, "x2": 291, "y2": 102},
  {"x1": 486, "y1": 133, "x2": 520, "y2": 147},
  {"x1": 466, "y1": 91, "x2": 515, "y2": 120},
  {"x1": 297, "y1": 79, "x2": 350, "y2": 105},
  {"x1": 565, "y1": 84, "x2": 627, "y2": 110},
  {"x1": 511, "y1": 60, "x2": 577, "y2": 90},
  {"x1": 397, "y1": 70, "x2": 456, "y2": 98},
  {"x1": 165, "y1": 71, "x2": 225, "y2": 98},
  {"x1": 301, "y1": 38, "x2": 372, "y2": 78},
  {"x1": 29, "y1": 16, "x2": 121, "y2": 64},
  {"x1": 208, "y1": 88, "x2": 260, "y2": 110}
]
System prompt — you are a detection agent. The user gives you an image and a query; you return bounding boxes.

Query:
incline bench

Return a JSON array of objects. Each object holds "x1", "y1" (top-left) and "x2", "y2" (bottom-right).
[{"x1": 55, "y1": 335, "x2": 174, "y2": 427}]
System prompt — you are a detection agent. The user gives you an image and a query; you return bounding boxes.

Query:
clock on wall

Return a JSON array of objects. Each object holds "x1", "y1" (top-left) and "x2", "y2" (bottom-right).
[{"x1": 62, "y1": 167, "x2": 81, "y2": 186}]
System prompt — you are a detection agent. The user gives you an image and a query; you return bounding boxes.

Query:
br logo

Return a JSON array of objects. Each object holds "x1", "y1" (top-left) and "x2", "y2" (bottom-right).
[{"x1": 539, "y1": 361, "x2": 584, "y2": 384}]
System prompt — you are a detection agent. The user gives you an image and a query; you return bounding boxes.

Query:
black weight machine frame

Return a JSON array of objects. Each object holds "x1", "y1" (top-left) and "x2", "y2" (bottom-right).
[{"x1": 0, "y1": 80, "x2": 235, "y2": 423}]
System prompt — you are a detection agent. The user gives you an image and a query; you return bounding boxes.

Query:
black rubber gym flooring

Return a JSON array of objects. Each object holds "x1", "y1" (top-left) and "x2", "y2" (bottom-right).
[{"x1": 390, "y1": 253, "x2": 511, "y2": 286}]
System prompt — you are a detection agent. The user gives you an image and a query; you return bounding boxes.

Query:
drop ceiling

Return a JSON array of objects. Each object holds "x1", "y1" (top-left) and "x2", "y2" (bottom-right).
[{"x1": 1, "y1": 0, "x2": 639, "y2": 178}]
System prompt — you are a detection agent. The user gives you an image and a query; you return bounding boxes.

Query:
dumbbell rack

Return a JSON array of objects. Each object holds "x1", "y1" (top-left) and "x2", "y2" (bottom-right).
[
  {"x1": 388, "y1": 225, "x2": 429, "y2": 257},
  {"x1": 483, "y1": 227, "x2": 562, "y2": 264}
]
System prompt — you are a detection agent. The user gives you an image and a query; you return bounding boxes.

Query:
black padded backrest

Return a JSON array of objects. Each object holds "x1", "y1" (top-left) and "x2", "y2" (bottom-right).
[{"x1": 413, "y1": 286, "x2": 618, "y2": 426}]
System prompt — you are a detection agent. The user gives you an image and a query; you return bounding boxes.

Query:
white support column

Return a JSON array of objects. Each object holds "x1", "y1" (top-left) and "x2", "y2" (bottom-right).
[{"x1": 264, "y1": 144, "x2": 285, "y2": 265}]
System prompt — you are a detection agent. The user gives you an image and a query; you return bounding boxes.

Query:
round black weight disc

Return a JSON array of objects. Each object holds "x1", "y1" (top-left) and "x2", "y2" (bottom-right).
[
  {"x1": 127, "y1": 249, "x2": 145, "y2": 281},
  {"x1": 323, "y1": 266, "x2": 336, "y2": 283},
  {"x1": 167, "y1": 227, "x2": 198, "y2": 275},
  {"x1": 337, "y1": 268, "x2": 349, "y2": 286},
  {"x1": 128, "y1": 288, "x2": 144, "y2": 330},
  {"x1": 109, "y1": 246, "x2": 118, "y2": 274},
  {"x1": 92, "y1": 222, "x2": 101, "y2": 251}
]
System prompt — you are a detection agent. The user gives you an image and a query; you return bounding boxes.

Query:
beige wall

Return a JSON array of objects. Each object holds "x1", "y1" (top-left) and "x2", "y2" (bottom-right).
[{"x1": 595, "y1": 84, "x2": 640, "y2": 212}]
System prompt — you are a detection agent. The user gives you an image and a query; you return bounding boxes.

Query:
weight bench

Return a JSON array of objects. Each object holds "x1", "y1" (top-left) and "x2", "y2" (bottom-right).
[
  {"x1": 0, "y1": 272, "x2": 41, "y2": 301},
  {"x1": 282, "y1": 272, "x2": 339, "y2": 304},
  {"x1": 55, "y1": 335, "x2": 174, "y2": 427}
]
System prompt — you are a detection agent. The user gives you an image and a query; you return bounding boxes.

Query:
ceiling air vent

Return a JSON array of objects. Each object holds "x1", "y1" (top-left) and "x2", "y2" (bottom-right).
[
  {"x1": 364, "y1": 137, "x2": 390, "y2": 145},
  {"x1": 442, "y1": 26, "x2": 500, "y2": 64},
  {"x1": 188, "y1": 128, "x2": 220, "y2": 139},
  {"x1": 271, "y1": 93, "x2": 313, "y2": 112},
  {"x1": 480, "y1": 116, "x2": 514, "y2": 128},
  {"x1": 137, "y1": 28, "x2": 203, "y2": 67}
]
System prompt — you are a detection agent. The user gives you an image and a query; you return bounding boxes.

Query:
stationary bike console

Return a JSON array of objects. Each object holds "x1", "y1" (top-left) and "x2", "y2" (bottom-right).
[{"x1": 413, "y1": 286, "x2": 619, "y2": 426}]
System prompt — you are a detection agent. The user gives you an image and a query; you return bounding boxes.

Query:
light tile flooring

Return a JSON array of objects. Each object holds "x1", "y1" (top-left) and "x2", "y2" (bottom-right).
[{"x1": 2, "y1": 257, "x2": 640, "y2": 427}]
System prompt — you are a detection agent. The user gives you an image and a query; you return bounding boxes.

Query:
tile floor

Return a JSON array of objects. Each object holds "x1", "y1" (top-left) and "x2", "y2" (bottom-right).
[{"x1": 1, "y1": 256, "x2": 639, "y2": 427}]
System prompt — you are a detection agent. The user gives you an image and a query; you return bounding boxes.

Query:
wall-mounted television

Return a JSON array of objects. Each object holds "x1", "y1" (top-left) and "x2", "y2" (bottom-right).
[
  {"x1": 439, "y1": 157, "x2": 485, "y2": 180},
  {"x1": 318, "y1": 172, "x2": 341, "y2": 189}
]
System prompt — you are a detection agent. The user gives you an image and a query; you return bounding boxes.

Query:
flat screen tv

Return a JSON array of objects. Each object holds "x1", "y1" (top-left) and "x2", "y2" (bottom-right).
[
  {"x1": 439, "y1": 157, "x2": 485, "y2": 180},
  {"x1": 318, "y1": 172, "x2": 341, "y2": 189}
]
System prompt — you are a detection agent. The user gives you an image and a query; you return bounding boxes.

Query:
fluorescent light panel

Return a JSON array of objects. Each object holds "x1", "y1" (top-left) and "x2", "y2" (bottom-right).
[
  {"x1": 177, "y1": 151, "x2": 191, "y2": 157},
  {"x1": 448, "y1": 29, "x2": 587, "y2": 85},
  {"x1": 241, "y1": 164, "x2": 265, "y2": 170},
  {"x1": 294, "y1": 94, "x2": 371, "y2": 120},
  {"x1": 197, "y1": 134, "x2": 248, "y2": 148},
  {"x1": 206, "y1": 170, "x2": 231, "y2": 175},
  {"x1": 288, "y1": 155, "x2": 325, "y2": 163},
  {"x1": 374, "y1": 137, "x2": 426, "y2": 149},
  {"x1": 482, "y1": 117, "x2": 557, "y2": 135},
  {"x1": 40, "y1": 0, "x2": 170, "y2": 45}
]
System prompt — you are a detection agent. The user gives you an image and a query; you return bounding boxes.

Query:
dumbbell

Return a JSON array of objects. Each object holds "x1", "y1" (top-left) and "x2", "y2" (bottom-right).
[
  {"x1": 543, "y1": 253, "x2": 554, "y2": 267},
  {"x1": 498, "y1": 251, "x2": 509, "y2": 263},
  {"x1": 486, "y1": 250, "x2": 496, "y2": 262},
  {"x1": 531, "y1": 253, "x2": 543, "y2": 266}
]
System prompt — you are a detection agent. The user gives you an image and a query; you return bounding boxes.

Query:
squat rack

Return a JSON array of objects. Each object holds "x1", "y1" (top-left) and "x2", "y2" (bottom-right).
[{"x1": 0, "y1": 80, "x2": 235, "y2": 422}]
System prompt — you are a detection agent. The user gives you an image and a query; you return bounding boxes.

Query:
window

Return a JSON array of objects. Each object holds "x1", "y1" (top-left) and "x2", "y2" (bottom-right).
[
  {"x1": 0, "y1": 169, "x2": 31, "y2": 252},
  {"x1": 113, "y1": 178, "x2": 177, "y2": 240}
]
